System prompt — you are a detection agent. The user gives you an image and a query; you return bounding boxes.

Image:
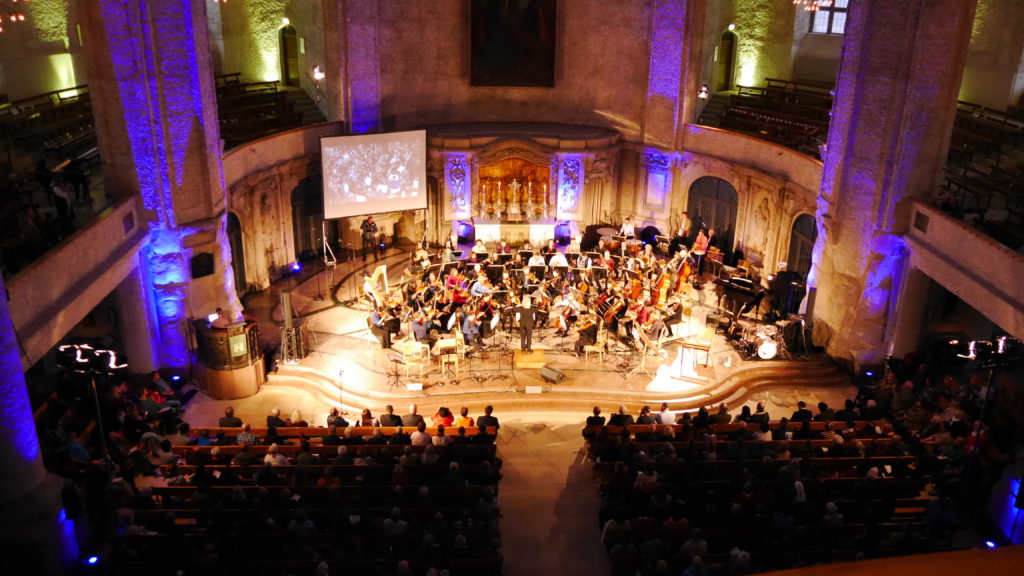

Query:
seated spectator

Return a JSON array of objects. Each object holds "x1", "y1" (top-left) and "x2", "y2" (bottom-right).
[
  {"x1": 790, "y1": 401, "x2": 813, "y2": 422},
  {"x1": 236, "y1": 423, "x2": 259, "y2": 446},
  {"x1": 432, "y1": 425, "x2": 452, "y2": 447},
  {"x1": 264, "y1": 443, "x2": 289, "y2": 466},
  {"x1": 713, "y1": 403, "x2": 732, "y2": 425},
  {"x1": 233, "y1": 442, "x2": 259, "y2": 467},
  {"x1": 750, "y1": 401, "x2": 770, "y2": 425},
  {"x1": 608, "y1": 405, "x2": 634, "y2": 427},
  {"x1": 814, "y1": 401, "x2": 835, "y2": 422},
  {"x1": 359, "y1": 408, "x2": 376, "y2": 427},
  {"x1": 587, "y1": 406, "x2": 606, "y2": 426},
  {"x1": 267, "y1": 407, "x2": 288, "y2": 428},
  {"x1": 432, "y1": 406, "x2": 454, "y2": 427},
  {"x1": 454, "y1": 406, "x2": 474, "y2": 428},
  {"x1": 402, "y1": 404, "x2": 426, "y2": 427},
  {"x1": 219, "y1": 406, "x2": 242, "y2": 427},
  {"x1": 290, "y1": 410, "x2": 309, "y2": 427},
  {"x1": 378, "y1": 404, "x2": 402, "y2": 427},
  {"x1": 295, "y1": 441, "x2": 319, "y2": 466},
  {"x1": 411, "y1": 422, "x2": 431, "y2": 446},
  {"x1": 734, "y1": 405, "x2": 753, "y2": 423},
  {"x1": 323, "y1": 426, "x2": 342, "y2": 446},
  {"x1": 330, "y1": 445, "x2": 352, "y2": 465},
  {"x1": 636, "y1": 405, "x2": 657, "y2": 425},
  {"x1": 476, "y1": 404, "x2": 500, "y2": 431}
]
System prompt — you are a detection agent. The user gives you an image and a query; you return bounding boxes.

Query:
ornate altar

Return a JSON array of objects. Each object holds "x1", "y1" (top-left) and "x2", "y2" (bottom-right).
[{"x1": 428, "y1": 123, "x2": 620, "y2": 241}]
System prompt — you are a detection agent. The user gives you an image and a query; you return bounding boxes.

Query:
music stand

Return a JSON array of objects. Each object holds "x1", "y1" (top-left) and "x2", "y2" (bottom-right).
[
  {"x1": 492, "y1": 289, "x2": 509, "y2": 305},
  {"x1": 497, "y1": 253, "x2": 513, "y2": 264},
  {"x1": 487, "y1": 264, "x2": 505, "y2": 285},
  {"x1": 655, "y1": 235, "x2": 672, "y2": 254},
  {"x1": 441, "y1": 261, "x2": 459, "y2": 275},
  {"x1": 591, "y1": 266, "x2": 608, "y2": 282},
  {"x1": 553, "y1": 265, "x2": 570, "y2": 279},
  {"x1": 451, "y1": 251, "x2": 463, "y2": 260},
  {"x1": 386, "y1": 353, "x2": 405, "y2": 390},
  {"x1": 567, "y1": 253, "x2": 579, "y2": 266},
  {"x1": 586, "y1": 251, "x2": 601, "y2": 260},
  {"x1": 518, "y1": 250, "x2": 534, "y2": 260}
]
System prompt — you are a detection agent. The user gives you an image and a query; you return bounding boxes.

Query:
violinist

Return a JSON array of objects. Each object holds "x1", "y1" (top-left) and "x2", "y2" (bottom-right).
[
  {"x1": 496, "y1": 239, "x2": 512, "y2": 255},
  {"x1": 576, "y1": 252, "x2": 593, "y2": 270},
  {"x1": 566, "y1": 236, "x2": 581, "y2": 255},
  {"x1": 461, "y1": 312, "x2": 483, "y2": 357},
  {"x1": 470, "y1": 276, "x2": 493, "y2": 298},
  {"x1": 542, "y1": 239, "x2": 558, "y2": 255},
  {"x1": 521, "y1": 239, "x2": 534, "y2": 252},
  {"x1": 414, "y1": 242, "x2": 431, "y2": 263},
  {"x1": 599, "y1": 250, "x2": 616, "y2": 271},
  {"x1": 412, "y1": 312, "x2": 436, "y2": 347},
  {"x1": 469, "y1": 239, "x2": 489, "y2": 264},
  {"x1": 370, "y1": 306, "x2": 400, "y2": 349},
  {"x1": 527, "y1": 252, "x2": 546, "y2": 267}
]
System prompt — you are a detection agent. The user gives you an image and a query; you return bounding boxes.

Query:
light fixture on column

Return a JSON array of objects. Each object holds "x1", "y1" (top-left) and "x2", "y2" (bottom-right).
[
  {"x1": 697, "y1": 85, "x2": 709, "y2": 100},
  {"x1": 793, "y1": 0, "x2": 833, "y2": 11},
  {"x1": 312, "y1": 65, "x2": 325, "y2": 101},
  {"x1": 0, "y1": 0, "x2": 29, "y2": 34}
]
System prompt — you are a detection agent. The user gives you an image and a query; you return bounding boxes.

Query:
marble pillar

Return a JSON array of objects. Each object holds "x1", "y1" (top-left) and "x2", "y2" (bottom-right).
[
  {"x1": 810, "y1": 0, "x2": 977, "y2": 368},
  {"x1": 82, "y1": 0, "x2": 242, "y2": 370},
  {"x1": 323, "y1": 0, "x2": 382, "y2": 134}
]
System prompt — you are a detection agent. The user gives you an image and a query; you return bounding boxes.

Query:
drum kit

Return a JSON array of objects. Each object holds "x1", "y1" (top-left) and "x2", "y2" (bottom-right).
[{"x1": 738, "y1": 323, "x2": 787, "y2": 360}]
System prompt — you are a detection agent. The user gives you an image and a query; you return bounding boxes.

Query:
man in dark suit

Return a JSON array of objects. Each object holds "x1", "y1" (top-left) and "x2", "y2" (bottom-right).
[
  {"x1": 608, "y1": 405, "x2": 635, "y2": 427},
  {"x1": 790, "y1": 401, "x2": 814, "y2": 422},
  {"x1": 515, "y1": 297, "x2": 538, "y2": 353},
  {"x1": 378, "y1": 404, "x2": 403, "y2": 427},
  {"x1": 266, "y1": 407, "x2": 287, "y2": 428},
  {"x1": 476, "y1": 405, "x2": 499, "y2": 433},
  {"x1": 586, "y1": 406, "x2": 606, "y2": 426},
  {"x1": 401, "y1": 404, "x2": 425, "y2": 427},
  {"x1": 219, "y1": 406, "x2": 242, "y2": 428}
]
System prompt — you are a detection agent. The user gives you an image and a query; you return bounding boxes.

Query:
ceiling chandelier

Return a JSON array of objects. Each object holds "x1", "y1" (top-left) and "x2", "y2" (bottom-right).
[
  {"x1": 793, "y1": 0, "x2": 833, "y2": 11},
  {"x1": 0, "y1": 0, "x2": 29, "y2": 34}
]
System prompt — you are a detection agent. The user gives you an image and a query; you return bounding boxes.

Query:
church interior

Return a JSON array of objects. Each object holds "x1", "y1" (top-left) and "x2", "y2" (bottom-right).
[{"x1": 1, "y1": 1, "x2": 1024, "y2": 575}]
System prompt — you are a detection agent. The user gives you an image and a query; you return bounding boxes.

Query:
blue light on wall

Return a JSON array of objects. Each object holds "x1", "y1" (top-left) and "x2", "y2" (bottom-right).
[
  {"x1": 993, "y1": 476, "x2": 1023, "y2": 544},
  {"x1": 0, "y1": 274, "x2": 42, "y2": 474}
]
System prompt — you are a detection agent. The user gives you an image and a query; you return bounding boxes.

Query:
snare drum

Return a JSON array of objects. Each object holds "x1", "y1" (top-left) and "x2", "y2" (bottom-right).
[{"x1": 626, "y1": 239, "x2": 643, "y2": 257}]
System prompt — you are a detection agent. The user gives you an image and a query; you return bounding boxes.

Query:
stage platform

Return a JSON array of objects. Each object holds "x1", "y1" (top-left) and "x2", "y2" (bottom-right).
[{"x1": 221, "y1": 246, "x2": 853, "y2": 423}]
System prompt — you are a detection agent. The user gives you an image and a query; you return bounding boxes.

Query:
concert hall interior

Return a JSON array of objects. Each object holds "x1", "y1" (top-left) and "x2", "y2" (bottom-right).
[{"x1": 2, "y1": 1, "x2": 1024, "y2": 575}]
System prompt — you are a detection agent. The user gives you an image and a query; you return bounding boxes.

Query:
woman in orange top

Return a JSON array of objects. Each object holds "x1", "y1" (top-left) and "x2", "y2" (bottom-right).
[{"x1": 454, "y1": 407, "x2": 475, "y2": 428}]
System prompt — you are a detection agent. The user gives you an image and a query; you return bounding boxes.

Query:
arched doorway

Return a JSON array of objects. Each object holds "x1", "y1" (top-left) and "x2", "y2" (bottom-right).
[
  {"x1": 687, "y1": 176, "x2": 739, "y2": 255},
  {"x1": 291, "y1": 174, "x2": 338, "y2": 261},
  {"x1": 226, "y1": 212, "x2": 247, "y2": 296},
  {"x1": 787, "y1": 213, "x2": 817, "y2": 279},
  {"x1": 716, "y1": 31, "x2": 737, "y2": 92},
  {"x1": 280, "y1": 25, "x2": 299, "y2": 87}
]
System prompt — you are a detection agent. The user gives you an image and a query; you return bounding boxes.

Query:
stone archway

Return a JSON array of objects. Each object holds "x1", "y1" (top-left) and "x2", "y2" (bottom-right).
[
  {"x1": 226, "y1": 211, "x2": 247, "y2": 295},
  {"x1": 787, "y1": 213, "x2": 817, "y2": 279},
  {"x1": 687, "y1": 176, "x2": 739, "y2": 255}
]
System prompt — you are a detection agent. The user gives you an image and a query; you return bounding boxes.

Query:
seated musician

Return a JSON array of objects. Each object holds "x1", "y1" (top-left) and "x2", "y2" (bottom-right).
[
  {"x1": 542, "y1": 239, "x2": 558, "y2": 255},
  {"x1": 508, "y1": 252, "x2": 525, "y2": 269},
  {"x1": 412, "y1": 313, "x2": 437, "y2": 346},
  {"x1": 548, "y1": 250, "x2": 568, "y2": 268},
  {"x1": 640, "y1": 243, "x2": 655, "y2": 267},
  {"x1": 645, "y1": 310, "x2": 666, "y2": 342},
  {"x1": 370, "y1": 307, "x2": 400, "y2": 349},
  {"x1": 566, "y1": 236, "x2": 581, "y2": 254},
  {"x1": 527, "y1": 252, "x2": 547, "y2": 267},
  {"x1": 521, "y1": 239, "x2": 534, "y2": 251},
  {"x1": 469, "y1": 239, "x2": 489, "y2": 264},
  {"x1": 574, "y1": 312, "x2": 600, "y2": 356},
  {"x1": 461, "y1": 313, "x2": 483, "y2": 357},
  {"x1": 470, "y1": 276, "x2": 493, "y2": 298},
  {"x1": 692, "y1": 230, "x2": 709, "y2": 254},
  {"x1": 362, "y1": 274, "x2": 380, "y2": 307},
  {"x1": 619, "y1": 216, "x2": 637, "y2": 238},
  {"x1": 675, "y1": 211, "x2": 691, "y2": 245},
  {"x1": 599, "y1": 250, "x2": 616, "y2": 270},
  {"x1": 576, "y1": 252, "x2": 593, "y2": 269},
  {"x1": 496, "y1": 239, "x2": 512, "y2": 254},
  {"x1": 414, "y1": 242, "x2": 431, "y2": 262}
]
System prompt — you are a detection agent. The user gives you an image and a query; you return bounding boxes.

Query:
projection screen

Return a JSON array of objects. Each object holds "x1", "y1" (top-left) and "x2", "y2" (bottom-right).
[{"x1": 320, "y1": 130, "x2": 427, "y2": 219}]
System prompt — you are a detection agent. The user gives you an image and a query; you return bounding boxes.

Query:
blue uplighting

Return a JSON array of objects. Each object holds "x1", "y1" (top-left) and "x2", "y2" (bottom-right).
[
  {"x1": 865, "y1": 371, "x2": 874, "y2": 377},
  {"x1": 86, "y1": 556, "x2": 99, "y2": 565},
  {"x1": 291, "y1": 262, "x2": 302, "y2": 273},
  {"x1": 985, "y1": 540, "x2": 997, "y2": 549},
  {"x1": 171, "y1": 375, "x2": 181, "y2": 382}
]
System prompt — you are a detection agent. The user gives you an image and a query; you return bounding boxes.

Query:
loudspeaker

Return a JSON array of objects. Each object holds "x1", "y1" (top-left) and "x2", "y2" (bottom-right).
[{"x1": 540, "y1": 364, "x2": 564, "y2": 384}]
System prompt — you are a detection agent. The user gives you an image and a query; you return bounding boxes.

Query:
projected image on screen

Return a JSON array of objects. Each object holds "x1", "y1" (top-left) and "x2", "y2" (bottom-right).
[{"x1": 321, "y1": 130, "x2": 427, "y2": 219}]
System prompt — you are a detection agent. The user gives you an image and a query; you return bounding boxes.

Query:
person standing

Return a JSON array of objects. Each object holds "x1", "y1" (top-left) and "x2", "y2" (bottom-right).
[
  {"x1": 360, "y1": 215, "x2": 379, "y2": 262},
  {"x1": 515, "y1": 297, "x2": 538, "y2": 353}
]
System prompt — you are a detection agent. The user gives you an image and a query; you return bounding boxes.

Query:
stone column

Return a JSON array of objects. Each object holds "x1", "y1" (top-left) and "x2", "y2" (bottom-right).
[
  {"x1": 114, "y1": 263, "x2": 158, "y2": 374},
  {"x1": 323, "y1": 0, "x2": 382, "y2": 133},
  {"x1": 643, "y1": 0, "x2": 705, "y2": 148},
  {"x1": 809, "y1": 0, "x2": 977, "y2": 368},
  {"x1": 0, "y1": 273, "x2": 67, "y2": 574},
  {"x1": 887, "y1": 266, "x2": 932, "y2": 360},
  {"x1": 82, "y1": 0, "x2": 243, "y2": 371},
  {"x1": 959, "y1": 0, "x2": 1024, "y2": 110}
]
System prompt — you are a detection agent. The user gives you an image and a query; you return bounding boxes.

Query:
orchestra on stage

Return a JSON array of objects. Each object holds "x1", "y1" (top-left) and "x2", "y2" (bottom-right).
[{"x1": 362, "y1": 214, "x2": 805, "y2": 364}]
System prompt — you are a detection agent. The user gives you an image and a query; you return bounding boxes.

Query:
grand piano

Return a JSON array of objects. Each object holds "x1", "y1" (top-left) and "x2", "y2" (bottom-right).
[{"x1": 713, "y1": 276, "x2": 764, "y2": 319}]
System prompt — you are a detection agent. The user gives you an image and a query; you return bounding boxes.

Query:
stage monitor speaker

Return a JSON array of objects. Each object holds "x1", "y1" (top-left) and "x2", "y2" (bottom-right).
[
  {"x1": 406, "y1": 382, "x2": 423, "y2": 391},
  {"x1": 540, "y1": 364, "x2": 564, "y2": 384}
]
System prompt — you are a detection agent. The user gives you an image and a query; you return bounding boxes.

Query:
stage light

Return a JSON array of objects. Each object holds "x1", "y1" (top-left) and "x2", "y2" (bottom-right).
[
  {"x1": 291, "y1": 262, "x2": 302, "y2": 273},
  {"x1": 86, "y1": 556, "x2": 99, "y2": 565},
  {"x1": 312, "y1": 65, "x2": 325, "y2": 81},
  {"x1": 171, "y1": 375, "x2": 181, "y2": 382},
  {"x1": 865, "y1": 371, "x2": 874, "y2": 377},
  {"x1": 985, "y1": 540, "x2": 997, "y2": 549}
]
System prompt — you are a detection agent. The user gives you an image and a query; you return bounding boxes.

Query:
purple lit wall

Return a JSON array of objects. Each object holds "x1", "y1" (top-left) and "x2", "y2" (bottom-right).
[
  {"x1": 642, "y1": 0, "x2": 687, "y2": 147},
  {"x1": 346, "y1": 1, "x2": 383, "y2": 134},
  {"x1": 0, "y1": 273, "x2": 45, "y2": 504}
]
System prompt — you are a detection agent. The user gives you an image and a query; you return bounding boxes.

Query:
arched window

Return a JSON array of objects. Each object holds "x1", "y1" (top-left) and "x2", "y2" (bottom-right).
[
  {"x1": 808, "y1": 0, "x2": 850, "y2": 35},
  {"x1": 716, "y1": 31, "x2": 737, "y2": 92},
  {"x1": 687, "y1": 176, "x2": 739, "y2": 255},
  {"x1": 280, "y1": 25, "x2": 299, "y2": 87},
  {"x1": 787, "y1": 213, "x2": 818, "y2": 278}
]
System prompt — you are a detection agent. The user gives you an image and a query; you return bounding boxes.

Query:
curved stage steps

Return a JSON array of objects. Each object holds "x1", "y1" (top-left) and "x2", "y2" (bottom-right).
[{"x1": 268, "y1": 354, "x2": 851, "y2": 416}]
